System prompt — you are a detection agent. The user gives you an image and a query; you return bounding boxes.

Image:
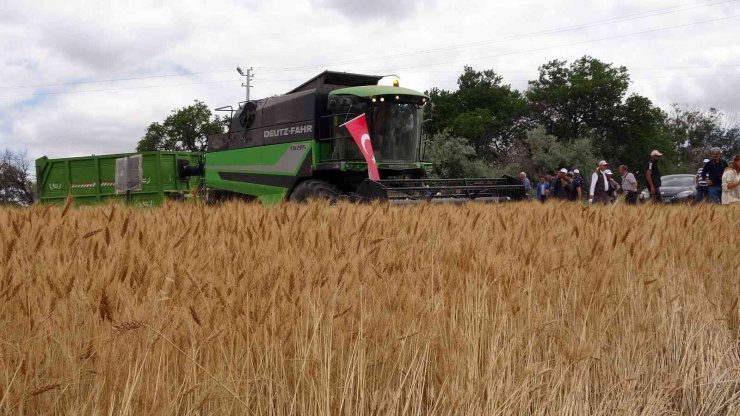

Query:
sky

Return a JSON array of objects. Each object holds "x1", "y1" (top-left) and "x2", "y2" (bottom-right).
[{"x1": 1, "y1": 0, "x2": 739, "y2": 162}]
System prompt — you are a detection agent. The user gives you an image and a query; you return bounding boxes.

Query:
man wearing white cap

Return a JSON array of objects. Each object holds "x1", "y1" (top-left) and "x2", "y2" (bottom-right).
[
  {"x1": 589, "y1": 160, "x2": 610, "y2": 204},
  {"x1": 551, "y1": 168, "x2": 573, "y2": 200},
  {"x1": 645, "y1": 150, "x2": 663, "y2": 203}
]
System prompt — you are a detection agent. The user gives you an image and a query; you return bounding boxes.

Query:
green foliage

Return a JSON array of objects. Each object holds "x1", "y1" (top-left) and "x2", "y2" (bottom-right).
[
  {"x1": 663, "y1": 105, "x2": 740, "y2": 169},
  {"x1": 427, "y1": 66, "x2": 528, "y2": 160},
  {"x1": 136, "y1": 101, "x2": 226, "y2": 152},
  {"x1": 524, "y1": 127, "x2": 598, "y2": 174},
  {"x1": 425, "y1": 131, "x2": 491, "y2": 178},
  {"x1": 489, "y1": 163, "x2": 522, "y2": 179},
  {"x1": 612, "y1": 95, "x2": 674, "y2": 176},
  {"x1": 723, "y1": 128, "x2": 740, "y2": 157},
  {"x1": 527, "y1": 57, "x2": 630, "y2": 141},
  {"x1": 524, "y1": 56, "x2": 678, "y2": 174}
]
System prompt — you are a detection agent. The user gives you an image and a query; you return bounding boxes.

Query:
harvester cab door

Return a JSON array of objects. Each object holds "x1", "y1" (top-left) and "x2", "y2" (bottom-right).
[{"x1": 325, "y1": 95, "x2": 366, "y2": 162}]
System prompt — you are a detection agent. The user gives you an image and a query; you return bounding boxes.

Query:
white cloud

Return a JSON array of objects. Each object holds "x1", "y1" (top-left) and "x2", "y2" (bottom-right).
[{"x1": 310, "y1": 0, "x2": 430, "y2": 21}]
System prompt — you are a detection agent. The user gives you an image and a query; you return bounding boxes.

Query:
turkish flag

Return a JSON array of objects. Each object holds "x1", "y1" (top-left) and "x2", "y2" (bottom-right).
[{"x1": 340, "y1": 113, "x2": 380, "y2": 180}]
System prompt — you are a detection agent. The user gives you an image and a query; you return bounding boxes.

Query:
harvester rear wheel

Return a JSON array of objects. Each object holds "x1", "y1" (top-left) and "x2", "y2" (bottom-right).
[{"x1": 289, "y1": 180, "x2": 339, "y2": 203}]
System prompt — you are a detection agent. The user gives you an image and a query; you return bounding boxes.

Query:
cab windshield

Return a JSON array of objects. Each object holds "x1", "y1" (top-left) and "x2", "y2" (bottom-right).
[
  {"x1": 329, "y1": 96, "x2": 423, "y2": 163},
  {"x1": 367, "y1": 102, "x2": 422, "y2": 162}
]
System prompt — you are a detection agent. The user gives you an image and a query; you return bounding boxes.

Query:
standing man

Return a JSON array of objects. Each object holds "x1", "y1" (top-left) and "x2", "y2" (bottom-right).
[
  {"x1": 519, "y1": 172, "x2": 532, "y2": 199},
  {"x1": 572, "y1": 169, "x2": 584, "y2": 201},
  {"x1": 589, "y1": 160, "x2": 610, "y2": 204},
  {"x1": 551, "y1": 168, "x2": 573, "y2": 200},
  {"x1": 619, "y1": 165, "x2": 638, "y2": 205},
  {"x1": 536, "y1": 176, "x2": 549, "y2": 203},
  {"x1": 645, "y1": 150, "x2": 663, "y2": 203},
  {"x1": 695, "y1": 158, "x2": 710, "y2": 203},
  {"x1": 701, "y1": 147, "x2": 728, "y2": 204},
  {"x1": 543, "y1": 172, "x2": 554, "y2": 199}
]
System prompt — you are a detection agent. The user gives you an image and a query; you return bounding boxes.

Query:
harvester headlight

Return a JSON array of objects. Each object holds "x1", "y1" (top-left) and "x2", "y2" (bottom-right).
[
  {"x1": 371, "y1": 97, "x2": 377, "y2": 103},
  {"x1": 395, "y1": 95, "x2": 400, "y2": 100},
  {"x1": 380, "y1": 97, "x2": 385, "y2": 102}
]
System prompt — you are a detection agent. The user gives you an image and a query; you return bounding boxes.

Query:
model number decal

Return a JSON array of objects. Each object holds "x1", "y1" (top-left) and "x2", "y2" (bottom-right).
[{"x1": 264, "y1": 124, "x2": 313, "y2": 138}]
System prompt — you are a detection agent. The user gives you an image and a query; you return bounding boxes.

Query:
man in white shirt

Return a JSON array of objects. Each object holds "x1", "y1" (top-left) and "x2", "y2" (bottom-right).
[
  {"x1": 619, "y1": 165, "x2": 638, "y2": 205},
  {"x1": 589, "y1": 160, "x2": 610, "y2": 204}
]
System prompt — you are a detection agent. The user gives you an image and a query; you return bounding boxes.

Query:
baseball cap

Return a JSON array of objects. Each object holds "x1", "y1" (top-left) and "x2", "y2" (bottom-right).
[
  {"x1": 598, "y1": 160, "x2": 608, "y2": 166},
  {"x1": 573, "y1": 169, "x2": 580, "y2": 174},
  {"x1": 605, "y1": 169, "x2": 613, "y2": 175},
  {"x1": 650, "y1": 150, "x2": 663, "y2": 156},
  {"x1": 559, "y1": 168, "x2": 568, "y2": 174}
]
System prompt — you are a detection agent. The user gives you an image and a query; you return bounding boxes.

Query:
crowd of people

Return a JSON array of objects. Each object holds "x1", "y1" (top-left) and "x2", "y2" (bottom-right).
[{"x1": 518, "y1": 148, "x2": 740, "y2": 205}]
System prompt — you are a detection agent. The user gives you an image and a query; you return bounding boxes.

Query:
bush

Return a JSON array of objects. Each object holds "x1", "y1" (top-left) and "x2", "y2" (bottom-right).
[
  {"x1": 525, "y1": 127, "x2": 599, "y2": 174},
  {"x1": 425, "y1": 131, "x2": 491, "y2": 178}
]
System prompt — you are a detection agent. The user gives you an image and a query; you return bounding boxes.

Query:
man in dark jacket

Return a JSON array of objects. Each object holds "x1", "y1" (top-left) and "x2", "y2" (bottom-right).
[
  {"x1": 551, "y1": 168, "x2": 573, "y2": 200},
  {"x1": 571, "y1": 169, "x2": 584, "y2": 201},
  {"x1": 645, "y1": 150, "x2": 663, "y2": 203},
  {"x1": 701, "y1": 147, "x2": 728, "y2": 204}
]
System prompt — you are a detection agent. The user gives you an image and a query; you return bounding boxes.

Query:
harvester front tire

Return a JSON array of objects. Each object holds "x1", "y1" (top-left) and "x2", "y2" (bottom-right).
[{"x1": 289, "y1": 180, "x2": 339, "y2": 203}]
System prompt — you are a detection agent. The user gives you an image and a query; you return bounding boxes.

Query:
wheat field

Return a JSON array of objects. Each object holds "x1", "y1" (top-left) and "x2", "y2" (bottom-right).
[{"x1": 0, "y1": 200, "x2": 738, "y2": 415}]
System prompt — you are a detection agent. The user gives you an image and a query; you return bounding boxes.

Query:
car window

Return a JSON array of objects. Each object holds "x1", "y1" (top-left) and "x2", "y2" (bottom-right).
[{"x1": 661, "y1": 176, "x2": 694, "y2": 187}]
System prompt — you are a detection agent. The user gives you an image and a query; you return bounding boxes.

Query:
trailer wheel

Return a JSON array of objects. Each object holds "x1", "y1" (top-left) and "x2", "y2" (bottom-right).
[{"x1": 289, "y1": 180, "x2": 339, "y2": 203}]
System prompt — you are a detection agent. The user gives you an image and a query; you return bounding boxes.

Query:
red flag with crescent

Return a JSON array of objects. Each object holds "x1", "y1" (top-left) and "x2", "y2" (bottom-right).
[{"x1": 340, "y1": 113, "x2": 380, "y2": 180}]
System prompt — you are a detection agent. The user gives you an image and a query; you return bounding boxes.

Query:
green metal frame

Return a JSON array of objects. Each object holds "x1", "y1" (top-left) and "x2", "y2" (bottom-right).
[{"x1": 35, "y1": 151, "x2": 202, "y2": 207}]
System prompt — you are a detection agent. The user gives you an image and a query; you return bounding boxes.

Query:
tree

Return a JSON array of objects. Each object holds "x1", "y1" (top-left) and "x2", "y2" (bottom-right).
[
  {"x1": 425, "y1": 130, "x2": 491, "y2": 178},
  {"x1": 0, "y1": 149, "x2": 34, "y2": 206},
  {"x1": 526, "y1": 56, "x2": 630, "y2": 141},
  {"x1": 526, "y1": 56, "x2": 673, "y2": 174},
  {"x1": 136, "y1": 101, "x2": 226, "y2": 152},
  {"x1": 611, "y1": 95, "x2": 674, "y2": 176},
  {"x1": 722, "y1": 127, "x2": 740, "y2": 157},
  {"x1": 426, "y1": 66, "x2": 528, "y2": 160},
  {"x1": 663, "y1": 105, "x2": 739, "y2": 169}
]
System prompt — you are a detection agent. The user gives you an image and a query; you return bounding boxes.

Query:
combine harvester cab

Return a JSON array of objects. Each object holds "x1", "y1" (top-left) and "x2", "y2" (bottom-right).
[{"x1": 202, "y1": 71, "x2": 525, "y2": 204}]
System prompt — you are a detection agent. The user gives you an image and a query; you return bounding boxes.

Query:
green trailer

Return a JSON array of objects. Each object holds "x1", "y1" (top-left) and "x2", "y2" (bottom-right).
[{"x1": 35, "y1": 151, "x2": 203, "y2": 207}]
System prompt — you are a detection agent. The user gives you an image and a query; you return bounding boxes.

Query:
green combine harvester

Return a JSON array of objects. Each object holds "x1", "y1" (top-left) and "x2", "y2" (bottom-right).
[
  {"x1": 196, "y1": 71, "x2": 525, "y2": 204},
  {"x1": 36, "y1": 71, "x2": 525, "y2": 206}
]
